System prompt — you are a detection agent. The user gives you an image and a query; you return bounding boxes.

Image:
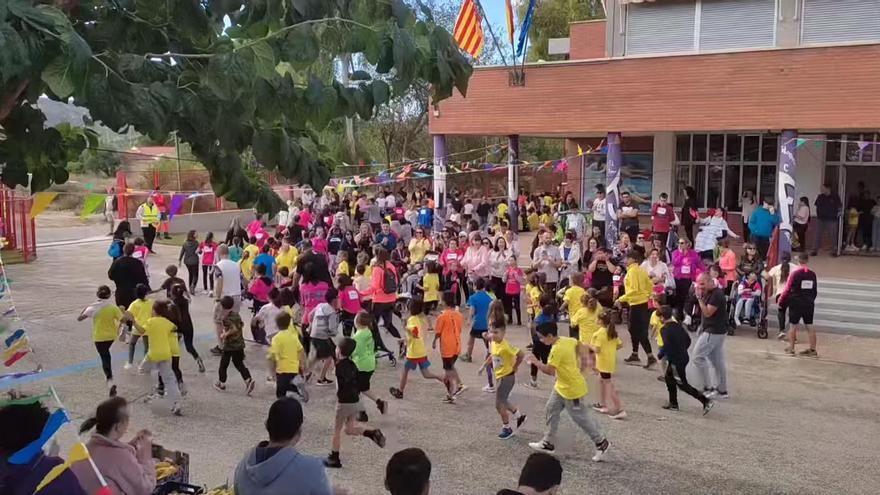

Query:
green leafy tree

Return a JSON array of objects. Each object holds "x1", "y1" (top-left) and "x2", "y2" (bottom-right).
[
  {"x1": 519, "y1": 0, "x2": 605, "y2": 61},
  {"x1": 0, "y1": 0, "x2": 472, "y2": 213}
]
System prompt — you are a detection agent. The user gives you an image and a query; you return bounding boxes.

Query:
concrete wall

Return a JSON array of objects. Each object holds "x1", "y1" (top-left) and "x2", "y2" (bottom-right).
[
  {"x1": 128, "y1": 209, "x2": 257, "y2": 238},
  {"x1": 796, "y1": 134, "x2": 826, "y2": 214},
  {"x1": 652, "y1": 132, "x2": 676, "y2": 200}
]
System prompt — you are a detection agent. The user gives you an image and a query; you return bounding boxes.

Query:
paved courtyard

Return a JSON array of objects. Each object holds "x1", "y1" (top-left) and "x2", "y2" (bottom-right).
[{"x1": 4, "y1": 231, "x2": 880, "y2": 494}]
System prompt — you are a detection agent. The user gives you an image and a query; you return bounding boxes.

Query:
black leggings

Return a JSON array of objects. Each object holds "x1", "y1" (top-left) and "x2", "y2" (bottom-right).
[
  {"x1": 95, "y1": 340, "x2": 113, "y2": 380},
  {"x1": 665, "y1": 362, "x2": 707, "y2": 407},
  {"x1": 628, "y1": 303, "x2": 653, "y2": 357},
  {"x1": 503, "y1": 292, "x2": 522, "y2": 326},
  {"x1": 683, "y1": 223, "x2": 695, "y2": 244},
  {"x1": 674, "y1": 278, "x2": 692, "y2": 317},
  {"x1": 185, "y1": 263, "x2": 199, "y2": 290},
  {"x1": 158, "y1": 356, "x2": 183, "y2": 390},
  {"x1": 490, "y1": 276, "x2": 504, "y2": 299},
  {"x1": 202, "y1": 265, "x2": 214, "y2": 291},
  {"x1": 530, "y1": 338, "x2": 551, "y2": 379},
  {"x1": 219, "y1": 349, "x2": 251, "y2": 383},
  {"x1": 776, "y1": 295, "x2": 788, "y2": 333},
  {"x1": 180, "y1": 327, "x2": 199, "y2": 360}
]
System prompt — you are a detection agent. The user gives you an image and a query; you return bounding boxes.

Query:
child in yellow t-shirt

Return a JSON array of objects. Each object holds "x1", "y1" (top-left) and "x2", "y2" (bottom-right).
[
  {"x1": 482, "y1": 312, "x2": 526, "y2": 439},
  {"x1": 268, "y1": 312, "x2": 307, "y2": 401},
  {"x1": 561, "y1": 273, "x2": 586, "y2": 338},
  {"x1": 417, "y1": 262, "x2": 442, "y2": 331},
  {"x1": 527, "y1": 208, "x2": 540, "y2": 231},
  {"x1": 572, "y1": 289, "x2": 603, "y2": 348},
  {"x1": 649, "y1": 293, "x2": 671, "y2": 380},
  {"x1": 525, "y1": 272, "x2": 544, "y2": 324},
  {"x1": 128, "y1": 300, "x2": 182, "y2": 415},
  {"x1": 125, "y1": 283, "x2": 153, "y2": 371},
  {"x1": 589, "y1": 312, "x2": 625, "y2": 419},
  {"x1": 77, "y1": 285, "x2": 124, "y2": 396},
  {"x1": 845, "y1": 206, "x2": 860, "y2": 249},
  {"x1": 389, "y1": 299, "x2": 445, "y2": 400}
]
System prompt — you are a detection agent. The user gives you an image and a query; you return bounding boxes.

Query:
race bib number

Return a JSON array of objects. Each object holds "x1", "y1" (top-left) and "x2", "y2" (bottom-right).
[
  {"x1": 448, "y1": 253, "x2": 458, "y2": 260},
  {"x1": 204, "y1": 247, "x2": 213, "y2": 253},
  {"x1": 801, "y1": 280, "x2": 814, "y2": 290},
  {"x1": 255, "y1": 232, "x2": 264, "y2": 240},
  {"x1": 492, "y1": 355, "x2": 503, "y2": 369},
  {"x1": 682, "y1": 265, "x2": 691, "y2": 274},
  {"x1": 613, "y1": 275, "x2": 621, "y2": 282},
  {"x1": 657, "y1": 207, "x2": 667, "y2": 215},
  {"x1": 348, "y1": 289, "x2": 359, "y2": 301}
]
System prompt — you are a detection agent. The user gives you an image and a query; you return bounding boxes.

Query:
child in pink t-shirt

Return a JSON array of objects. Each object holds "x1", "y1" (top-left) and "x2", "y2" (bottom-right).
[
  {"x1": 337, "y1": 274, "x2": 361, "y2": 337},
  {"x1": 502, "y1": 256, "x2": 524, "y2": 326},
  {"x1": 198, "y1": 232, "x2": 218, "y2": 294},
  {"x1": 248, "y1": 264, "x2": 273, "y2": 313},
  {"x1": 299, "y1": 279, "x2": 330, "y2": 329}
]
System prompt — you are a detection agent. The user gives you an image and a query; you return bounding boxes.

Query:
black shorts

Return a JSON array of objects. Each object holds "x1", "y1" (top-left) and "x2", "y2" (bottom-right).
[
  {"x1": 424, "y1": 301, "x2": 438, "y2": 313},
  {"x1": 599, "y1": 372, "x2": 612, "y2": 379},
  {"x1": 441, "y1": 355, "x2": 458, "y2": 370},
  {"x1": 276, "y1": 373, "x2": 299, "y2": 399},
  {"x1": 357, "y1": 370, "x2": 373, "y2": 392},
  {"x1": 788, "y1": 303, "x2": 814, "y2": 325},
  {"x1": 312, "y1": 338, "x2": 335, "y2": 359}
]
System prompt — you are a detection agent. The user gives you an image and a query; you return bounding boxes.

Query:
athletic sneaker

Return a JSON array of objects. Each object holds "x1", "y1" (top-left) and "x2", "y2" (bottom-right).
[
  {"x1": 528, "y1": 441, "x2": 556, "y2": 453},
  {"x1": 525, "y1": 378, "x2": 538, "y2": 389},
  {"x1": 123, "y1": 362, "x2": 133, "y2": 370},
  {"x1": 323, "y1": 454, "x2": 342, "y2": 469},
  {"x1": 377, "y1": 398, "x2": 388, "y2": 415},
  {"x1": 784, "y1": 347, "x2": 795, "y2": 356},
  {"x1": 357, "y1": 411, "x2": 369, "y2": 422},
  {"x1": 389, "y1": 387, "x2": 404, "y2": 399},
  {"x1": 245, "y1": 378, "x2": 256, "y2": 396},
  {"x1": 498, "y1": 427, "x2": 515, "y2": 440},
  {"x1": 459, "y1": 354, "x2": 472, "y2": 363},
  {"x1": 171, "y1": 404, "x2": 183, "y2": 416},
  {"x1": 442, "y1": 395, "x2": 455, "y2": 404},
  {"x1": 777, "y1": 332, "x2": 787, "y2": 340},
  {"x1": 213, "y1": 381, "x2": 227, "y2": 392},
  {"x1": 453, "y1": 384, "x2": 468, "y2": 398},
  {"x1": 482, "y1": 384, "x2": 495, "y2": 393},
  {"x1": 108, "y1": 384, "x2": 117, "y2": 397},
  {"x1": 644, "y1": 357, "x2": 658, "y2": 370},
  {"x1": 209, "y1": 346, "x2": 222, "y2": 356},
  {"x1": 703, "y1": 400, "x2": 715, "y2": 416},
  {"x1": 196, "y1": 357, "x2": 206, "y2": 373},
  {"x1": 178, "y1": 381, "x2": 187, "y2": 396},
  {"x1": 609, "y1": 410, "x2": 628, "y2": 420},
  {"x1": 662, "y1": 403, "x2": 679, "y2": 411},
  {"x1": 368, "y1": 429, "x2": 386, "y2": 448},
  {"x1": 799, "y1": 348, "x2": 818, "y2": 358},
  {"x1": 623, "y1": 354, "x2": 641, "y2": 365},
  {"x1": 703, "y1": 387, "x2": 717, "y2": 398},
  {"x1": 515, "y1": 414, "x2": 527, "y2": 429},
  {"x1": 591, "y1": 403, "x2": 606, "y2": 412},
  {"x1": 714, "y1": 391, "x2": 730, "y2": 400},
  {"x1": 316, "y1": 378, "x2": 334, "y2": 387},
  {"x1": 592, "y1": 439, "x2": 610, "y2": 462}
]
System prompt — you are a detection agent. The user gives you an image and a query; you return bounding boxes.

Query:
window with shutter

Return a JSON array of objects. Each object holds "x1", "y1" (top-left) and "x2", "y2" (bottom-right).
[
  {"x1": 626, "y1": 0, "x2": 696, "y2": 55},
  {"x1": 699, "y1": 0, "x2": 776, "y2": 51},
  {"x1": 802, "y1": 0, "x2": 880, "y2": 45}
]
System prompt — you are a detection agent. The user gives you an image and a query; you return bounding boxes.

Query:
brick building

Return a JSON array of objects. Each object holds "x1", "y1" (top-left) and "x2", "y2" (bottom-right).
[{"x1": 429, "y1": 0, "x2": 880, "y2": 252}]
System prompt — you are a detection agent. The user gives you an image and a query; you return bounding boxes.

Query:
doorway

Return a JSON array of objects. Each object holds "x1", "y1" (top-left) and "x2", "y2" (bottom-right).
[{"x1": 839, "y1": 165, "x2": 879, "y2": 255}]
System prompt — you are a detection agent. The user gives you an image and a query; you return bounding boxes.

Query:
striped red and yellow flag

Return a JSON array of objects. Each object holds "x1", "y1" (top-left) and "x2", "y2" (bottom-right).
[
  {"x1": 505, "y1": 0, "x2": 515, "y2": 46},
  {"x1": 453, "y1": 0, "x2": 485, "y2": 58}
]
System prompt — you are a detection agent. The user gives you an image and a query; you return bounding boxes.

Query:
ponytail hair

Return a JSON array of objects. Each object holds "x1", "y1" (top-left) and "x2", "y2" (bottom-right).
[
  {"x1": 585, "y1": 288, "x2": 599, "y2": 311},
  {"x1": 489, "y1": 299, "x2": 506, "y2": 329},
  {"x1": 598, "y1": 311, "x2": 617, "y2": 340},
  {"x1": 80, "y1": 396, "x2": 128, "y2": 436}
]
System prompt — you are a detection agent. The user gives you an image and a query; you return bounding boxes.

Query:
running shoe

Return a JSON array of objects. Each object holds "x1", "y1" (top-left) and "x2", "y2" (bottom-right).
[
  {"x1": 370, "y1": 429, "x2": 386, "y2": 448},
  {"x1": 209, "y1": 346, "x2": 222, "y2": 356},
  {"x1": 591, "y1": 403, "x2": 606, "y2": 412},
  {"x1": 442, "y1": 395, "x2": 455, "y2": 404},
  {"x1": 108, "y1": 385, "x2": 117, "y2": 397},
  {"x1": 662, "y1": 403, "x2": 679, "y2": 411},
  {"x1": 245, "y1": 378, "x2": 255, "y2": 396},
  {"x1": 784, "y1": 347, "x2": 795, "y2": 356},
  {"x1": 453, "y1": 384, "x2": 469, "y2": 398},
  {"x1": 623, "y1": 354, "x2": 641, "y2": 365},
  {"x1": 171, "y1": 404, "x2": 183, "y2": 416},
  {"x1": 799, "y1": 348, "x2": 818, "y2": 358},
  {"x1": 525, "y1": 379, "x2": 538, "y2": 389},
  {"x1": 528, "y1": 441, "x2": 556, "y2": 453},
  {"x1": 213, "y1": 381, "x2": 226, "y2": 392},
  {"x1": 609, "y1": 410, "x2": 628, "y2": 420},
  {"x1": 357, "y1": 411, "x2": 369, "y2": 422},
  {"x1": 482, "y1": 384, "x2": 495, "y2": 393},
  {"x1": 178, "y1": 382, "x2": 187, "y2": 396},
  {"x1": 515, "y1": 414, "x2": 527, "y2": 429},
  {"x1": 498, "y1": 427, "x2": 515, "y2": 440},
  {"x1": 316, "y1": 378, "x2": 334, "y2": 387},
  {"x1": 703, "y1": 400, "x2": 715, "y2": 416},
  {"x1": 777, "y1": 331, "x2": 787, "y2": 340},
  {"x1": 377, "y1": 398, "x2": 388, "y2": 415},
  {"x1": 389, "y1": 387, "x2": 404, "y2": 399},
  {"x1": 592, "y1": 439, "x2": 610, "y2": 462},
  {"x1": 714, "y1": 391, "x2": 730, "y2": 400},
  {"x1": 196, "y1": 357, "x2": 206, "y2": 373},
  {"x1": 323, "y1": 455, "x2": 342, "y2": 469},
  {"x1": 459, "y1": 354, "x2": 472, "y2": 363},
  {"x1": 123, "y1": 362, "x2": 133, "y2": 370},
  {"x1": 644, "y1": 357, "x2": 658, "y2": 370}
]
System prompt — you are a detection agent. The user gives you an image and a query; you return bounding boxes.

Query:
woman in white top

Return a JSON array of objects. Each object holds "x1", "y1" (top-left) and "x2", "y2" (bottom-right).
[
  {"x1": 558, "y1": 231, "x2": 581, "y2": 281},
  {"x1": 763, "y1": 256, "x2": 797, "y2": 339},
  {"x1": 489, "y1": 237, "x2": 514, "y2": 298},
  {"x1": 741, "y1": 190, "x2": 757, "y2": 242},
  {"x1": 793, "y1": 196, "x2": 810, "y2": 252},
  {"x1": 694, "y1": 208, "x2": 739, "y2": 259},
  {"x1": 641, "y1": 247, "x2": 673, "y2": 290}
]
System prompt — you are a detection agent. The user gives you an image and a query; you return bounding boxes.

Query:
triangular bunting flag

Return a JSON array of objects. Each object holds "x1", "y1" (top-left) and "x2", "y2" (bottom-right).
[
  {"x1": 79, "y1": 193, "x2": 105, "y2": 220},
  {"x1": 795, "y1": 138, "x2": 807, "y2": 148},
  {"x1": 29, "y1": 192, "x2": 58, "y2": 219},
  {"x1": 8, "y1": 408, "x2": 70, "y2": 464}
]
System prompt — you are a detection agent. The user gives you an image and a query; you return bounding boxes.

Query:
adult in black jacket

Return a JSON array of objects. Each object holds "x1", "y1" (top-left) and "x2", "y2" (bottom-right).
[
  {"x1": 107, "y1": 242, "x2": 150, "y2": 308},
  {"x1": 658, "y1": 306, "x2": 714, "y2": 415},
  {"x1": 680, "y1": 186, "x2": 698, "y2": 244}
]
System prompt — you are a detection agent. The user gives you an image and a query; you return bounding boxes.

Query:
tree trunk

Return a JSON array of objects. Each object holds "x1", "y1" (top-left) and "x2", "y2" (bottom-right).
[{"x1": 339, "y1": 54, "x2": 357, "y2": 161}]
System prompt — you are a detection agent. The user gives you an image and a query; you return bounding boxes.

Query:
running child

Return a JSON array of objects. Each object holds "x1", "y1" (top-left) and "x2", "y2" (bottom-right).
[
  {"x1": 351, "y1": 311, "x2": 388, "y2": 420},
  {"x1": 253, "y1": 287, "x2": 285, "y2": 346},
  {"x1": 309, "y1": 288, "x2": 340, "y2": 386},
  {"x1": 465, "y1": 278, "x2": 495, "y2": 391},
  {"x1": 125, "y1": 284, "x2": 153, "y2": 372},
  {"x1": 589, "y1": 312, "x2": 626, "y2": 419},
  {"x1": 127, "y1": 300, "x2": 182, "y2": 415},
  {"x1": 248, "y1": 264, "x2": 273, "y2": 314},
  {"x1": 77, "y1": 285, "x2": 124, "y2": 397},
  {"x1": 658, "y1": 305, "x2": 714, "y2": 414},
  {"x1": 560, "y1": 273, "x2": 586, "y2": 339},
  {"x1": 527, "y1": 322, "x2": 611, "y2": 461},
  {"x1": 324, "y1": 337, "x2": 386, "y2": 469},
  {"x1": 527, "y1": 293, "x2": 558, "y2": 389},
  {"x1": 525, "y1": 272, "x2": 544, "y2": 326},
  {"x1": 432, "y1": 291, "x2": 466, "y2": 403},
  {"x1": 198, "y1": 232, "x2": 217, "y2": 295},
  {"x1": 170, "y1": 284, "x2": 204, "y2": 372},
  {"x1": 481, "y1": 305, "x2": 527, "y2": 440},
  {"x1": 389, "y1": 299, "x2": 446, "y2": 399},
  {"x1": 267, "y1": 312, "x2": 308, "y2": 402},
  {"x1": 649, "y1": 292, "x2": 668, "y2": 381},
  {"x1": 157, "y1": 310, "x2": 186, "y2": 397},
  {"x1": 338, "y1": 275, "x2": 360, "y2": 337},
  {"x1": 417, "y1": 261, "x2": 442, "y2": 330},
  {"x1": 159, "y1": 265, "x2": 187, "y2": 298},
  {"x1": 214, "y1": 296, "x2": 256, "y2": 396}
]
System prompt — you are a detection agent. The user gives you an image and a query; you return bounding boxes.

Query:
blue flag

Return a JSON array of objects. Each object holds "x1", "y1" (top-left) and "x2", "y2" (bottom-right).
[{"x1": 516, "y1": 0, "x2": 537, "y2": 58}]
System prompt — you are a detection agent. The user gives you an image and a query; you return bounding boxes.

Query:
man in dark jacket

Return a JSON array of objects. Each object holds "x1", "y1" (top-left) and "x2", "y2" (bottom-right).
[
  {"x1": 107, "y1": 242, "x2": 150, "y2": 308},
  {"x1": 811, "y1": 183, "x2": 842, "y2": 256},
  {"x1": 658, "y1": 306, "x2": 714, "y2": 415}
]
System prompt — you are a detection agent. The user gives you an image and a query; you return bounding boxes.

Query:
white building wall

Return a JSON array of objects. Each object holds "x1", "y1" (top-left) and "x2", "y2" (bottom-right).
[
  {"x1": 652, "y1": 132, "x2": 676, "y2": 200},
  {"x1": 796, "y1": 134, "x2": 826, "y2": 214}
]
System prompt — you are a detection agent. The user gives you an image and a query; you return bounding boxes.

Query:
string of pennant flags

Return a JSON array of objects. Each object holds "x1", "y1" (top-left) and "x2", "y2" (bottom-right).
[
  {"x1": 0, "y1": 246, "x2": 42, "y2": 375},
  {"x1": 789, "y1": 136, "x2": 880, "y2": 151}
]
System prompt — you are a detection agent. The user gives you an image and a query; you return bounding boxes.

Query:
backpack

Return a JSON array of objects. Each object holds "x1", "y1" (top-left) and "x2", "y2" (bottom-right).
[
  {"x1": 382, "y1": 264, "x2": 398, "y2": 294},
  {"x1": 107, "y1": 239, "x2": 122, "y2": 258}
]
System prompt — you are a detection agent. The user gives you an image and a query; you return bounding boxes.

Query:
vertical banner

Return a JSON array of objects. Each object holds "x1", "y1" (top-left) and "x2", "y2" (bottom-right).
[
  {"x1": 432, "y1": 134, "x2": 447, "y2": 231},
  {"x1": 777, "y1": 130, "x2": 798, "y2": 258},
  {"x1": 604, "y1": 132, "x2": 622, "y2": 249},
  {"x1": 508, "y1": 135, "x2": 520, "y2": 233}
]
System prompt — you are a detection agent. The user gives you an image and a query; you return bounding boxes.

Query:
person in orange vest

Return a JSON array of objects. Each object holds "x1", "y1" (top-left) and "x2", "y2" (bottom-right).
[{"x1": 136, "y1": 196, "x2": 160, "y2": 252}]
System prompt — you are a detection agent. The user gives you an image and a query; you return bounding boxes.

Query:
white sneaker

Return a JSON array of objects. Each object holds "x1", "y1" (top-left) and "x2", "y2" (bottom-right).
[
  {"x1": 592, "y1": 440, "x2": 610, "y2": 462},
  {"x1": 123, "y1": 362, "x2": 132, "y2": 370},
  {"x1": 609, "y1": 410, "x2": 628, "y2": 420},
  {"x1": 482, "y1": 384, "x2": 495, "y2": 393}
]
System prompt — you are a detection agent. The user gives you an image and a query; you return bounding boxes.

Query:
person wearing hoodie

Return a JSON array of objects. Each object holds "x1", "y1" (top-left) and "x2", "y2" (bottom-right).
[
  {"x1": 71, "y1": 397, "x2": 155, "y2": 495},
  {"x1": 747, "y1": 197, "x2": 780, "y2": 259},
  {"x1": 235, "y1": 398, "x2": 343, "y2": 495},
  {"x1": 178, "y1": 230, "x2": 200, "y2": 294},
  {"x1": 0, "y1": 400, "x2": 87, "y2": 495}
]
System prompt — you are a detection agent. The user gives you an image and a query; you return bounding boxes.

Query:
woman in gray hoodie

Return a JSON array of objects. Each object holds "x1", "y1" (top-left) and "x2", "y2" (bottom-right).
[{"x1": 178, "y1": 230, "x2": 200, "y2": 294}]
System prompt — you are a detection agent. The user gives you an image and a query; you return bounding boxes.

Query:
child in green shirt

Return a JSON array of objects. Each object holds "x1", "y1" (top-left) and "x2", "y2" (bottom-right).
[{"x1": 351, "y1": 311, "x2": 388, "y2": 422}]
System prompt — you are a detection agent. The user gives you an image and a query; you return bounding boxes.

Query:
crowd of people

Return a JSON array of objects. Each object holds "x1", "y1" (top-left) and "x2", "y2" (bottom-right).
[{"x1": 2, "y1": 181, "x2": 826, "y2": 495}]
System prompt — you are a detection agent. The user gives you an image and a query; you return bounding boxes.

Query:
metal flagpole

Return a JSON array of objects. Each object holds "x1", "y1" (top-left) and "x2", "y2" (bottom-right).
[{"x1": 473, "y1": 0, "x2": 511, "y2": 67}]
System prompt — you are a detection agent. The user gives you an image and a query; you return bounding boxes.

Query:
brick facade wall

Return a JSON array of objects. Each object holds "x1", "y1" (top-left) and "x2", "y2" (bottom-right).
[{"x1": 569, "y1": 20, "x2": 607, "y2": 60}]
